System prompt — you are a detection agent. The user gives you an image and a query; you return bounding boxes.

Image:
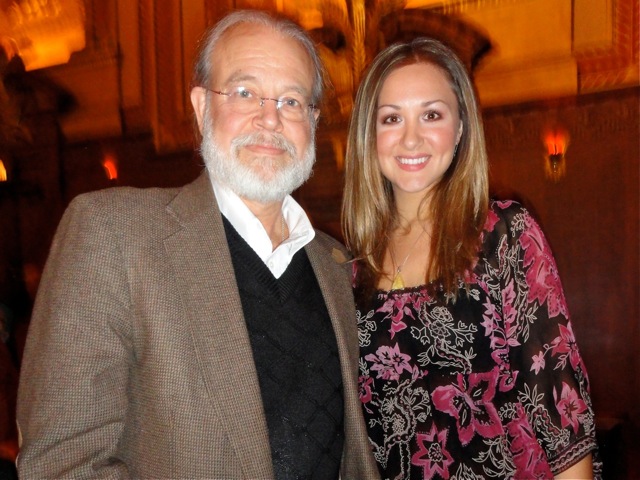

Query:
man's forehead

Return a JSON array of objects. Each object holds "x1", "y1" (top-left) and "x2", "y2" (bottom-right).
[
  {"x1": 210, "y1": 24, "x2": 314, "y2": 91},
  {"x1": 213, "y1": 23, "x2": 290, "y2": 59}
]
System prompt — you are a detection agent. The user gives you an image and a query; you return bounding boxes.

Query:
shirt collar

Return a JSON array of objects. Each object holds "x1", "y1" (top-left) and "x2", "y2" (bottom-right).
[{"x1": 210, "y1": 178, "x2": 315, "y2": 278}]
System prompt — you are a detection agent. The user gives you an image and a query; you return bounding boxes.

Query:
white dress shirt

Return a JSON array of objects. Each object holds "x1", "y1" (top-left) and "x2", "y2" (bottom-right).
[{"x1": 211, "y1": 180, "x2": 316, "y2": 279}]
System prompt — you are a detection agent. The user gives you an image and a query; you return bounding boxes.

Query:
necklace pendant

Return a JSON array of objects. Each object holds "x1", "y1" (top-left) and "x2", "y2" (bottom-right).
[{"x1": 391, "y1": 272, "x2": 405, "y2": 290}]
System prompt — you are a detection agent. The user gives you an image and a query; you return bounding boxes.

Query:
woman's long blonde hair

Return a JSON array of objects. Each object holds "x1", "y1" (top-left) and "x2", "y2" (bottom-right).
[{"x1": 342, "y1": 37, "x2": 489, "y2": 299}]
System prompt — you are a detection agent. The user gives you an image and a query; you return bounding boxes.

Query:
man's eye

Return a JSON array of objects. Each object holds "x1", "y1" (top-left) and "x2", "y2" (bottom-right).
[
  {"x1": 235, "y1": 88, "x2": 254, "y2": 99},
  {"x1": 281, "y1": 97, "x2": 302, "y2": 108}
]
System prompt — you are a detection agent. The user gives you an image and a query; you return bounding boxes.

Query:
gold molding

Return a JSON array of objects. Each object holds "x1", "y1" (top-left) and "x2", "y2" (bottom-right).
[
  {"x1": 431, "y1": 0, "x2": 533, "y2": 15},
  {"x1": 483, "y1": 87, "x2": 639, "y2": 152},
  {"x1": 577, "y1": 0, "x2": 639, "y2": 92}
]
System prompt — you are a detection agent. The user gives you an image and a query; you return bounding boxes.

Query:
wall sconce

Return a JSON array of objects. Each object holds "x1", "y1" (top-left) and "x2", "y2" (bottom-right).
[
  {"x1": 543, "y1": 128, "x2": 569, "y2": 182},
  {"x1": 102, "y1": 153, "x2": 118, "y2": 181},
  {"x1": 0, "y1": 159, "x2": 7, "y2": 182}
]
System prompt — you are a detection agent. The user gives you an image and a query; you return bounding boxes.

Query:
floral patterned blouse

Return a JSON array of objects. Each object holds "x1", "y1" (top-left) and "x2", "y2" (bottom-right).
[{"x1": 356, "y1": 200, "x2": 602, "y2": 480}]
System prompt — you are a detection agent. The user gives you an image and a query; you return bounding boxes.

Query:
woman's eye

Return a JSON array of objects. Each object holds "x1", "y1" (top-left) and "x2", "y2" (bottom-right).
[
  {"x1": 382, "y1": 114, "x2": 401, "y2": 124},
  {"x1": 424, "y1": 110, "x2": 441, "y2": 121}
]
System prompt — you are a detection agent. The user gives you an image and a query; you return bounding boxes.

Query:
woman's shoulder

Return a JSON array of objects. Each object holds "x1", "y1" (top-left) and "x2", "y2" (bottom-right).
[
  {"x1": 484, "y1": 199, "x2": 534, "y2": 232},
  {"x1": 488, "y1": 198, "x2": 528, "y2": 218},
  {"x1": 480, "y1": 199, "x2": 542, "y2": 252}
]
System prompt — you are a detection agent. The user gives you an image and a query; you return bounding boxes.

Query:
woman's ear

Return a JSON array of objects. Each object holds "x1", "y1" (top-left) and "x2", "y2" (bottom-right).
[{"x1": 456, "y1": 122, "x2": 463, "y2": 144}]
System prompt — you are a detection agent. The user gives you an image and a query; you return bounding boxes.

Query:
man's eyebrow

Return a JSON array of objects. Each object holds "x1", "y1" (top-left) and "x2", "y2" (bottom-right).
[
  {"x1": 224, "y1": 73, "x2": 258, "y2": 85},
  {"x1": 224, "y1": 73, "x2": 310, "y2": 96}
]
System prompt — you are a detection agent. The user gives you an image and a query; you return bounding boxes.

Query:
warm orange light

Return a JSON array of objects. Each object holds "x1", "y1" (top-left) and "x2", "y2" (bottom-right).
[
  {"x1": 543, "y1": 128, "x2": 569, "y2": 182},
  {"x1": 544, "y1": 130, "x2": 569, "y2": 157},
  {"x1": 1, "y1": 0, "x2": 86, "y2": 71},
  {"x1": 0, "y1": 160, "x2": 7, "y2": 182},
  {"x1": 102, "y1": 155, "x2": 118, "y2": 180}
]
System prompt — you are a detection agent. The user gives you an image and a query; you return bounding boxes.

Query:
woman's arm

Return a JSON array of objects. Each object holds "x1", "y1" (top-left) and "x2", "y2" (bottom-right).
[{"x1": 555, "y1": 454, "x2": 593, "y2": 479}]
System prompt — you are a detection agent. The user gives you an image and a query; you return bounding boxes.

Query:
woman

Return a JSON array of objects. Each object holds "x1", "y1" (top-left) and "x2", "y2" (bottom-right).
[{"x1": 342, "y1": 38, "x2": 601, "y2": 479}]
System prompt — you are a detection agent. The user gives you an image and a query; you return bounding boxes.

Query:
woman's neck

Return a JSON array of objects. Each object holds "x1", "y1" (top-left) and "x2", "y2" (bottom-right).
[
  {"x1": 393, "y1": 189, "x2": 433, "y2": 229},
  {"x1": 379, "y1": 216, "x2": 433, "y2": 291}
]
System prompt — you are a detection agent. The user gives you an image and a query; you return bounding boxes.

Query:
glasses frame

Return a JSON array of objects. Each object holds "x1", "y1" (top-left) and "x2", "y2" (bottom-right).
[{"x1": 203, "y1": 87, "x2": 317, "y2": 122}]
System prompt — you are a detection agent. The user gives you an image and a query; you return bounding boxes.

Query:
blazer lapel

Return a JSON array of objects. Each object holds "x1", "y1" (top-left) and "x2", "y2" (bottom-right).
[
  {"x1": 306, "y1": 239, "x2": 380, "y2": 477},
  {"x1": 305, "y1": 239, "x2": 360, "y2": 389},
  {"x1": 163, "y1": 172, "x2": 273, "y2": 478}
]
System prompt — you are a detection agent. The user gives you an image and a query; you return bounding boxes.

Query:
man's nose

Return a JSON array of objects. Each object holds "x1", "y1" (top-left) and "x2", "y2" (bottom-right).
[{"x1": 254, "y1": 98, "x2": 283, "y2": 131}]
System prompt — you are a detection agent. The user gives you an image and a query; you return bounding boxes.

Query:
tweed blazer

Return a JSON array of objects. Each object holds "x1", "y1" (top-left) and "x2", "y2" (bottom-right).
[{"x1": 17, "y1": 171, "x2": 379, "y2": 479}]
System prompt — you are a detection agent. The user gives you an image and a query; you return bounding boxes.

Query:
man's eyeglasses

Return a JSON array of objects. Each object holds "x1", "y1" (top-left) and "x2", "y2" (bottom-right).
[{"x1": 204, "y1": 86, "x2": 317, "y2": 123}]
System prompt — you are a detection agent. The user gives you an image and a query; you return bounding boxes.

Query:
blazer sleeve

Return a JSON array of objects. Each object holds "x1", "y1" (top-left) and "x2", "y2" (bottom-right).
[{"x1": 17, "y1": 193, "x2": 133, "y2": 478}]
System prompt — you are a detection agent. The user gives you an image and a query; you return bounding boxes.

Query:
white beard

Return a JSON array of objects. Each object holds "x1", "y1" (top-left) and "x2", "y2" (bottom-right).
[{"x1": 200, "y1": 105, "x2": 316, "y2": 204}]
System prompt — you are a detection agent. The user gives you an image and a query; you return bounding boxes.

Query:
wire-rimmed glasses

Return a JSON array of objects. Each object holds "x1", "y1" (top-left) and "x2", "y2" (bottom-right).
[{"x1": 204, "y1": 86, "x2": 317, "y2": 123}]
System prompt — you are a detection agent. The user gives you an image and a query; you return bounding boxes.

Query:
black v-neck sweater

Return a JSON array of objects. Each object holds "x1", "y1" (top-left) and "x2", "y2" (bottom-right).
[{"x1": 223, "y1": 217, "x2": 344, "y2": 480}]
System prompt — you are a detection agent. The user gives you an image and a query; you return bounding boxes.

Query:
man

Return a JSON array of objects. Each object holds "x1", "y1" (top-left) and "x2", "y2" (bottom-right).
[{"x1": 17, "y1": 10, "x2": 379, "y2": 479}]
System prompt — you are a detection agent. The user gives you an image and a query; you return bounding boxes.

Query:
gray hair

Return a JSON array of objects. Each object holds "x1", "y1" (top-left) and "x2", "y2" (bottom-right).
[{"x1": 192, "y1": 10, "x2": 325, "y2": 105}]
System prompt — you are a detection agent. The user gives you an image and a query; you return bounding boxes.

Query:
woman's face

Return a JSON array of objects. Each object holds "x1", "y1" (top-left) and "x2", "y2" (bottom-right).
[{"x1": 376, "y1": 62, "x2": 462, "y2": 206}]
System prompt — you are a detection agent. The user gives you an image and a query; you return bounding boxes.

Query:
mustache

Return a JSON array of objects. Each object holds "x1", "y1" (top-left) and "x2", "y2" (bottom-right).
[{"x1": 231, "y1": 133, "x2": 297, "y2": 158}]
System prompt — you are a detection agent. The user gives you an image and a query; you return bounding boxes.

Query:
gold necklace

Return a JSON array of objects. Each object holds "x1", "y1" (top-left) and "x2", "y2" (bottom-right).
[{"x1": 388, "y1": 228, "x2": 427, "y2": 290}]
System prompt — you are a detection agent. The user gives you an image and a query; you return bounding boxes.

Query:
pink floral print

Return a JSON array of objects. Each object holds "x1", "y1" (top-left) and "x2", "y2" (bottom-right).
[
  {"x1": 432, "y1": 368, "x2": 503, "y2": 445},
  {"x1": 505, "y1": 404, "x2": 552, "y2": 478},
  {"x1": 365, "y1": 343, "x2": 412, "y2": 381},
  {"x1": 554, "y1": 382, "x2": 588, "y2": 434},
  {"x1": 411, "y1": 425, "x2": 454, "y2": 480},
  {"x1": 357, "y1": 201, "x2": 601, "y2": 479}
]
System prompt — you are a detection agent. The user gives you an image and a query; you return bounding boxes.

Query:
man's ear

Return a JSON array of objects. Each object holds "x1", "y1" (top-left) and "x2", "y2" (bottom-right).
[{"x1": 190, "y1": 86, "x2": 207, "y2": 134}]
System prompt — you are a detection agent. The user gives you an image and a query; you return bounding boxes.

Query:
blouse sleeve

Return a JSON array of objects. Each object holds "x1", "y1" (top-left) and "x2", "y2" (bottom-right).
[{"x1": 489, "y1": 201, "x2": 601, "y2": 476}]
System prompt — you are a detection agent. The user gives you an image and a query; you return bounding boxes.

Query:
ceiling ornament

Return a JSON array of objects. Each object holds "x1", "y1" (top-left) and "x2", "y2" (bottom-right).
[
  {"x1": 280, "y1": 0, "x2": 491, "y2": 124},
  {"x1": 0, "y1": 0, "x2": 85, "y2": 71}
]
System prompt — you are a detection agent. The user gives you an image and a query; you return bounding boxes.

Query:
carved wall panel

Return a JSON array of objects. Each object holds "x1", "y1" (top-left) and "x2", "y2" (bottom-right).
[{"x1": 575, "y1": 0, "x2": 639, "y2": 92}]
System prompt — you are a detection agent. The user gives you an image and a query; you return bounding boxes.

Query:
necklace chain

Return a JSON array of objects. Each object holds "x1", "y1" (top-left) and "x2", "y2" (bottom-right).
[{"x1": 388, "y1": 227, "x2": 427, "y2": 289}]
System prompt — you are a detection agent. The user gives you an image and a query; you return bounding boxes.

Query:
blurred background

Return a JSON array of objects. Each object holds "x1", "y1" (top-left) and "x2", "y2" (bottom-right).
[{"x1": 0, "y1": 0, "x2": 638, "y2": 477}]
